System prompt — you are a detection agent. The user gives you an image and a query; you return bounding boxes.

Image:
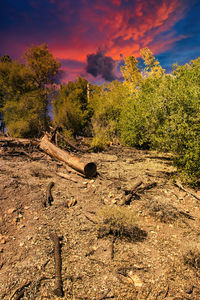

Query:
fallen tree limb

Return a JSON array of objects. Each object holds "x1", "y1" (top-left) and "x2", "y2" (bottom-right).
[
  {"x1": 50, "y1": 232, "x2": 63, "y2": 297},
  {"x1": 0, "y1": 137, "x2": 39, "y2": 148},
  {"x1": 40, "y1": 134, "x2": 97, "y2": 177},
  {"x1": 10, "y1": 281, "x2": 31, "y2": 300},
  {"x1": 121, "y1": 180, "x2": 143, "y2": 205},
  {"x1": 56, "y1": 131, "x2": 85, "y2": 152},
  {"x1": 56, "y1": 172, "x2": 78, "y2": 183},
  {"x1": 174, "y1": 180, "x2": 200, "y2": 201}
]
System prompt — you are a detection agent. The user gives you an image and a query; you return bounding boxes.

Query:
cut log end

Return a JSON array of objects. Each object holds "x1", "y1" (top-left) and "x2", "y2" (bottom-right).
[{"x1": 84, "y1": 162, "x2": 97, "y2": 178}]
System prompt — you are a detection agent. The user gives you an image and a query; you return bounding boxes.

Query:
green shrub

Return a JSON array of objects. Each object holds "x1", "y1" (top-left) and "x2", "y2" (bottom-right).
[{"x1": 90, "y1": 81, "x2": 130, "y2": 149}]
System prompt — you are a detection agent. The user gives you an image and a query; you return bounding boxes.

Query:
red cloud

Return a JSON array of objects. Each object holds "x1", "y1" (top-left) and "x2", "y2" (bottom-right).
[
  {"x1": 2, "y1": 0, "x2": 188, "y2": 82},
  {"x1": 46, "y1": 0, "x2": 187, "y2": 62},
  {"x1": 49, "y1": 0, "x2": 188, "y2": 81}
]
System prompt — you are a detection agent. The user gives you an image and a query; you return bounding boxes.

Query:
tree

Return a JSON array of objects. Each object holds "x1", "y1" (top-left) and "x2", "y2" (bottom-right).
[
  {"x1": 89, "y1": 80, "x2": 131, "y2": 149},
  {"x1": 120, "y1": 56, "x2": 142, "y2": 92},
  {"x1": 0, "y1": 58, "x2": 36, "y2": 134},
  {"x1": 24, "y1": 44, "x2": 61, "y2": 131},
  {"x1": 140, "y1": 47, "x2": 165, "y2": 77},
  {"x1": 0, "y1": 44, "x2": 61, "y2": 137},
  {"x1": 53, "y1": 77, "x2": 91, "y2": 137}
]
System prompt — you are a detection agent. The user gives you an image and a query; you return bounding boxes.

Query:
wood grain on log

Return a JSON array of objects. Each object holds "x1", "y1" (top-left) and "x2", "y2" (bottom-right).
[{"x1": 40, "y1": 134, "x2": 97, "y2": 177}]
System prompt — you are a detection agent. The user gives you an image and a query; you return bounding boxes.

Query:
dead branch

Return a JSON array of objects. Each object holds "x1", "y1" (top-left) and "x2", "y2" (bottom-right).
[
  {"x1": 137, "y1": 182, "x2": 157, "y2": 193},
  {"x1": 97, "y1": 288, "x2": 112, "y2": 300},
  {"x1": 0, "y1": 137, "x2": 39, "y2": 148},
  {"x1": 121, "y1": 180, "x2": 143, "y2": 205},
  {"x1": 50, "y1": 232, "x2": 63, "y2": 297},
  {"x1": 43, "y1": 182, "x2": 54, "y2": 207},
  {"x1": 84, "y1": 214, "x2": 98, "y2": 224},
  {"x1": 40, "y1": 134, "x2": 97, "y2": 177},
  {"x1": 10, "y1": 281, "x2": 31, "y2": 300},
  {"x1": 56, "y1": 131, "x2": 85, "y2": 152},
  {"x1": 174, "y1": 181, "x2": 200, "y2": 201},
  {"x1": 56, "y1": 172, "x2": 78, "y2": 183},
  {"x1": 111, "y1": 237, "x2": 116, "y2": 260}
]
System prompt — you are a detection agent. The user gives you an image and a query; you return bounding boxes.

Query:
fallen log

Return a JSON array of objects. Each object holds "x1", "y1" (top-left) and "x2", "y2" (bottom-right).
[{"x1": 40, "y1": 134, "x2": 97, "y2": 177}]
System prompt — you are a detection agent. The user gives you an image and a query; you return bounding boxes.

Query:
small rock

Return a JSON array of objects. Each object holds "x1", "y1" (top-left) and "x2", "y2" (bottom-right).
[
  {"x1": 65, "y1": 199, "x2": 77, "y2": 208},
  {"x1": 128, "y1": 272, "x2": 143, "y2": 287},
  {"x1": 33, "y1": 216, "x2": 39, "y2": 220},
  {"x1": 24, "y1": 206, "x2": 29, "y2": 210},
  {"x1": 12, "y1": 217, "x2": 18, "y2": 224},
  {"x1": 19, "y1": 242, "x2": 24, "y2": 247},
  {"x1": 83, "y1": 181, "x2": 88, "y2": 185},
  {"x1": 90, "y1": 179, "x2": 95, "y2": 184},
  {"x1": 0, "y1": 238, "x2": 6, "y2": 245},
  {"x1": 19, "y1": 224, "x2": 25, "y2": 229},
  {"x1": 7, "y1": 208, "x2": 16, "y2": 214}
]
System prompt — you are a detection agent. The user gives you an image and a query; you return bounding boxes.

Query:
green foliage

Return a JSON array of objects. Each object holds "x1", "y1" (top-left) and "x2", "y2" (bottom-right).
[
  {"x1": 120, "y1": 74, "x2": 164, "y2": 148},
  {"x1": 0, "y1": 44, "x2": 61, "y2": 136},
  {"x1": 24, "y1": 43, "x2": 61, "y2": 87},
  {"x1": 2, "y1": 90, "x2": 45, "y2": 137},
  {"x1": 120, "y1": 56, "x2": 142, "y2": 91},
  {"x1": 89, "y1": 80, "x2": 130, "y2": 149},
  {"x1": 53, "y1": 77, "x2": 90, "y2": 137},
  {"x1": 120, "y1": 53, "x2": 200, "y2": 184}
]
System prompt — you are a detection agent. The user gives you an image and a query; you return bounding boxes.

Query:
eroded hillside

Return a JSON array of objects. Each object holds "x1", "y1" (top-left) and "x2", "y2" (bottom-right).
[{"x1": 0, "y1": 139, "x2": 200, "y2": 299}]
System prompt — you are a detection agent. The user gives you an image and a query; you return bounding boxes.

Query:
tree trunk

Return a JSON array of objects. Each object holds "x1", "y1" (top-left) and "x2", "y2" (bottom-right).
[{"x1": 40, "y1": 134, "x2": 97, "y2": 177}]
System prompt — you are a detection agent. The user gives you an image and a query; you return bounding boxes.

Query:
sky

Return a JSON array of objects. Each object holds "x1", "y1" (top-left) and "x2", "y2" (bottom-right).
[{"x1": 1, "y1": 0, "x2": 200, "y2": 83}]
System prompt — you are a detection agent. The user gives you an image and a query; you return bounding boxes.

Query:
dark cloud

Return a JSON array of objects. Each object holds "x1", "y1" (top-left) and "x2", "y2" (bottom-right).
[{"x1": 86, "y1": 49, "x2": 118, "y2": 81}]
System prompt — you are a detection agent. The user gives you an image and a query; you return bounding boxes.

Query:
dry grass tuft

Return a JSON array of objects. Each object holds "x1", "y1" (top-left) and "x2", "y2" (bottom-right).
[
  {"x1": 97, "y1": 206, "x2": 147, "y2": 242},
  {"x1": 146, "y1": 200, "x2": 180, "y2": 223},
  {"x1": 183, "y1": 243, "x2": 200, "y2": 270},
  {"x1": 29, "y1": 162, "x2": 52, "y2": 178}
]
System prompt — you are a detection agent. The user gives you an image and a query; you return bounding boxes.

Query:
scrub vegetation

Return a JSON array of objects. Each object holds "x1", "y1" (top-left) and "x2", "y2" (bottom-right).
[{"x1": 1, "y1": 45, "x2": 200, "y2": 184}]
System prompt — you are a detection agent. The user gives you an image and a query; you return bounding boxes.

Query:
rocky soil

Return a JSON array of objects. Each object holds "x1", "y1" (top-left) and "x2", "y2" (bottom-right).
[{"x1": 0, "y1": 138, "x2": 200, "y2": 299}]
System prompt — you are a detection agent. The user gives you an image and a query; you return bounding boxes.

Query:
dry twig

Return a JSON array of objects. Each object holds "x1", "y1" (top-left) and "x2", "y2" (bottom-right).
[{"x1": 50, "y1": 232, "x2": 64, "y2": 297}]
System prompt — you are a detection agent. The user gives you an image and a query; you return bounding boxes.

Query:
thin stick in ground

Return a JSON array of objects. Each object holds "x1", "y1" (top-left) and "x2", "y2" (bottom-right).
[{"x1": 50, "y1": 232, "x2": 64, "y2": 297}]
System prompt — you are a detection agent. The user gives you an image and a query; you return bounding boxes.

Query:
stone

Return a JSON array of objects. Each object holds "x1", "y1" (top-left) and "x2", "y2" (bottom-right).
[
  {"x1": 128, "y1": 272, "x2": 143, "y2": 287},
  {"x1": 7, "y1": 208, "x2": 16, "y2": 214}
]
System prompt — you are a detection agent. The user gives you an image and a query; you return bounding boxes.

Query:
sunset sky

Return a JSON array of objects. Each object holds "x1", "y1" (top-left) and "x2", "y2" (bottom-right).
[{"x1": 1, "y1": 0, "x2": 200, "y2": 83}]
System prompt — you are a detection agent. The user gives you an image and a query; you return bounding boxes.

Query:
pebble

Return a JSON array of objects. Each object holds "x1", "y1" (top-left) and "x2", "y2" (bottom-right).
[
  {"x1": 128, "y1": 272, "x2": 143, "y2": 287},
  {"x1": 7, "y1": 208, "x2": 16, "y2": 214},
  {"x1": 33, "y1": 216, "x2": 39, "y2": 220},
  {"x1": 0, "y1": 238, "x2": 6, "y2": 245},
  {"x1": 24, "y1": 206, "x2": 29, "y2": 210},
  {"x1": 83, "y1": 181, "x2": 88, "y2": 185},
  {"x1": 19, "y1": 242, "x2": 24, "y2": 247},
  {"x1": 19, "y1": 224, "x2": 25, "y2": 229}
]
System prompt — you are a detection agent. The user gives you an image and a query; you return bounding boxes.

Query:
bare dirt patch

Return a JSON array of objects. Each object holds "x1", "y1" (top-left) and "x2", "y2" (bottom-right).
[{"x1": 0, "y1": 142, "x2": 200, "y2": 299}]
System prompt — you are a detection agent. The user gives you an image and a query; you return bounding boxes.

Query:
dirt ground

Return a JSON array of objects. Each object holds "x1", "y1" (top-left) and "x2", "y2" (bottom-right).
[{"x1": 0, "y1": 138, "x2": 200, "y2": 299}]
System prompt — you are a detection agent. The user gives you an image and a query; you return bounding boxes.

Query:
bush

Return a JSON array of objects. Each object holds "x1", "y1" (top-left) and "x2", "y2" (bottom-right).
[
  {"x1": 183, "y1": 242, "x2": 200, "y2": 270},
  {"x1": 120, "y1": 57, "x2": 200, "y2": 184},
  {"x1": 90, "y1": 81, "x2": 130, "y2": 149},
  {"x1": 97, "y1": 206, "x2": 147, "y2": 242}
]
